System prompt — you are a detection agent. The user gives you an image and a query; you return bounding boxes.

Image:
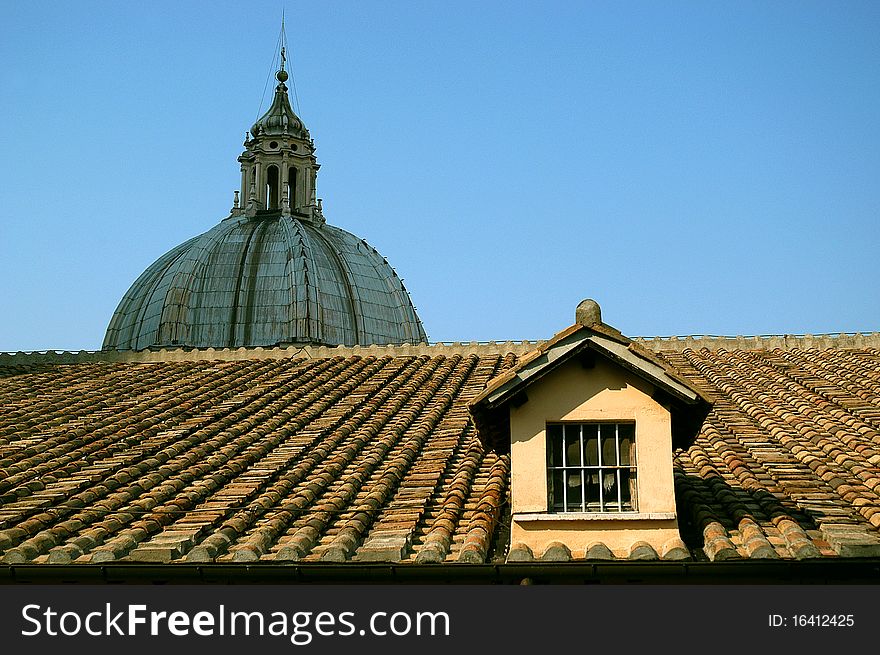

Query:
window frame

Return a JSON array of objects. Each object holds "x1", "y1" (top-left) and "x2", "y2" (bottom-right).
[{"x1": 546, "y1": 421, "x2": 638, "y2": 514}]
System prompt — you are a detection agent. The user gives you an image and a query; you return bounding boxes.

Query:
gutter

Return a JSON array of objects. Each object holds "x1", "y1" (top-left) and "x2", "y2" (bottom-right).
[{"x1": 3, "y1": 560, "x2": 880, "y2": 584}]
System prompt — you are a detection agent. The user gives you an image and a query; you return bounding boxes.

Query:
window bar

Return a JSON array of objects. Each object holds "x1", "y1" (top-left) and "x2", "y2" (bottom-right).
[
  {"x1": 579, "y1": 424, "x2": 585, "y2": 512},
  {"x1": 561, "y1": 425, "x2": 567, "y2": 512},
  {"x1": 615, "y1": 424, "x2": 622, "y2": 511},
  {"x1": 631, "y1": 425, "x2": 636, "y2": 511},
  {"x1": 597, "y1": 423, "x2": 604, "y2": 512}
]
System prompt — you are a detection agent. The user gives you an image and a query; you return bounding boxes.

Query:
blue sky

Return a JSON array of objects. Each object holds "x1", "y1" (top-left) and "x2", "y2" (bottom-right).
[{"x1": 1, "y1": 1, "x2": 879, "y2": 350}]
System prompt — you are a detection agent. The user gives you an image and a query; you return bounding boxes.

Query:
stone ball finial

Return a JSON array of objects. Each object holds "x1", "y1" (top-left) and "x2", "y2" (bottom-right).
[
  {"x1": 276, "y1": 69, "x2": 289, "y2": 83},
  {"x1": 575, "y1": 299, "x2": 602, "y2": 326}
]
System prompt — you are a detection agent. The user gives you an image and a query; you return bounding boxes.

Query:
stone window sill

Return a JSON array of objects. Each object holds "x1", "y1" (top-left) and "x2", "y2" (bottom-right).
[{"x1": 514, "y1": 511, "x2": 676, "y2": 522}]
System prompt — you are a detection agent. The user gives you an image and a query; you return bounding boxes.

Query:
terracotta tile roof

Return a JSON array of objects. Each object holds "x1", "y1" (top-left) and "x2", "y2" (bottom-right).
[
  {"x1": 1, "y1": 345, "x2": 880, "y2": 564},
  {"x1": 665, "y1": 347, "x2": 880, "y2": 559},
  {"x1": 0, "y1": 355, "x2": 514, "y2": 565}
]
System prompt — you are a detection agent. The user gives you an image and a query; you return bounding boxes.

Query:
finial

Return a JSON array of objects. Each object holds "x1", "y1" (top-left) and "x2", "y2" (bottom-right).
[
  {"x1": 233, "y1": 190, "x2": 240, "y2": 208},
  {"x1": 575, "y1": 299, "x2": 602, "y2": 327}
]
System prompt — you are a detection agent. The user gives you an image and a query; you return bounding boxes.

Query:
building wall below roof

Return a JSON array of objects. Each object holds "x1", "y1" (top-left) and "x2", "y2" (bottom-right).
[
  {"x1": 636, "y1": 332, "x2": 880, "y2": 352},
  {"x1": 511, "y1": 520, "x2": 682, "y2": 561},
  {"x1": 0, "y1": 341, "x2": 543, "y2": 366}
]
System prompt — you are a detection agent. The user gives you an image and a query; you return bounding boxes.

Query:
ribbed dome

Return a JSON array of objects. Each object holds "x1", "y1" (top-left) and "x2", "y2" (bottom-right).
[{"x1": 103, "y1": 214, "x2": 427, "y2": 350}]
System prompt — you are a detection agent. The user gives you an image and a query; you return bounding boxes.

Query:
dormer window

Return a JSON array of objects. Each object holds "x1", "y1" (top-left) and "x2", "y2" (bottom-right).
[{"x1": 547, "y1": 422, "x2": 636, "y2": 513}]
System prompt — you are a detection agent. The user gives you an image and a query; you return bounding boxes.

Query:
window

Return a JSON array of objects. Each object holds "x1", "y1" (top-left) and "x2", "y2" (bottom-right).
[
  {"x1": 266, "y1": 165, "x2": 280, "y2": 210},
  {"x1": 547, "y1": 423, "x2": 636, "y2": 512}
]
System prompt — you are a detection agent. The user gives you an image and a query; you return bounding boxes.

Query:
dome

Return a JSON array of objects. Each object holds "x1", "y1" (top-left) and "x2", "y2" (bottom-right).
[
  {"x1": 103, "y1": 53, "x2": 428, "y2": 352},
  {"x1": 103, "y1": 215, "x2": 427, "y2": 350}
]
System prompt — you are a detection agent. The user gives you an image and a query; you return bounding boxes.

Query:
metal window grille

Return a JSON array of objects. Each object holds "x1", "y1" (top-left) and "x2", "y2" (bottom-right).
[{"x1": 547, "y1": 423, "x2": 637, "y2": 512}]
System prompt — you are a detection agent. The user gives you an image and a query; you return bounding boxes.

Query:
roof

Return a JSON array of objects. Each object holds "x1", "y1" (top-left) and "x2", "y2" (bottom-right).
[
  {"x1": 103, "y1": 217, "x2": 427, "y2": 351},
  {"x1": 2, "y1": 341, "x2": 880, "y2": 566}
]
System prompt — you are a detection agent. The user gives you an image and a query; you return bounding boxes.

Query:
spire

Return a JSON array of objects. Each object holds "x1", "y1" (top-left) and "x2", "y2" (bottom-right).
[{"x1": 281, "y1": 8, "x2": 287, "y2": 70}]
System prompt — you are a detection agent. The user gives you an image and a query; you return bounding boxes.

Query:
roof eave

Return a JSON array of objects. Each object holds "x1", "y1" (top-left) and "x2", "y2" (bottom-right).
[{"x1": 5, "y1": 560, "x2": 880, "y2": 584}]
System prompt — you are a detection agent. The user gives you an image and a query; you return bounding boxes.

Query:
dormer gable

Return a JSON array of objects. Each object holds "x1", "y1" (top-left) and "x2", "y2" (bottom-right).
[{"x1": 471, "y1": 299, "x2": 710, "y2": 454}]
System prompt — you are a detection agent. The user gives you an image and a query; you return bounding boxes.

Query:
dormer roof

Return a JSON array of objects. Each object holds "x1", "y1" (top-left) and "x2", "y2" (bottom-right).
[{"x1": 469, "y1": 300, "x2": 712, "y2": 453}]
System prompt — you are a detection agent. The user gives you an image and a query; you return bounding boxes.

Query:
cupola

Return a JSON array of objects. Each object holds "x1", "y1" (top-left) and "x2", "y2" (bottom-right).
[{"x1": 236, "y1": 50, "x2": 321, "y2": 221}]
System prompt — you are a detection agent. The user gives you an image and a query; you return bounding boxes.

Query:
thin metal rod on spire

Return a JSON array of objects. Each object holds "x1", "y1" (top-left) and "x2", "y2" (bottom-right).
[
  {"x1": 254, "y1": 12, "x2": 301, "y2": 120},
  {"x1": 280, "y1": 11, "x2": 301, "y2": 117},
  {"x1": 255, "y1": 19, "x2": 286, "y2": 121},
  {"x1": 280, "y1": 8, "x2": 287, "y2": 71}
]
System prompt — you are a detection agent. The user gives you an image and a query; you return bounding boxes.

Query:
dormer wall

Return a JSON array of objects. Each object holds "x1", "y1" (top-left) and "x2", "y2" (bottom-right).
[{"x1": 508, "y1": 356, "x2": 683, "y2": 559}]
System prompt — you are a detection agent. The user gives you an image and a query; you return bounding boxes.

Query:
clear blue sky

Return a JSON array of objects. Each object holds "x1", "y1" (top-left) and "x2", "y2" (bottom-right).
[{"x1": 2, "y1": 1, "x2": 879, "y2": 351}]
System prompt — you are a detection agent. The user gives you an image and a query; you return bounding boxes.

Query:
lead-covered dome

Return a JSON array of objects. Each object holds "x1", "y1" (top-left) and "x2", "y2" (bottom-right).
[
  {"x1": 103, "y1": 215, "x2": 427, "y2": 350},
  {"x1": 104, "y1": 58, "x2": 427, "y2": 351}
]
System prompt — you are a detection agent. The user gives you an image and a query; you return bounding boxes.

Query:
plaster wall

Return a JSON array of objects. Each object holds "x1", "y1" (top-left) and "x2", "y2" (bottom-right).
[{"x1": 509, "y1": 356, "x2": 681, "y2": 557}]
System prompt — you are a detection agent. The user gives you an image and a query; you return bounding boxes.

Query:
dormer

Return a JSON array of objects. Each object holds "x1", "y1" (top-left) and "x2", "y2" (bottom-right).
[{"x1": 470, "y1": 300, "x2": 711, "y2": 561}]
